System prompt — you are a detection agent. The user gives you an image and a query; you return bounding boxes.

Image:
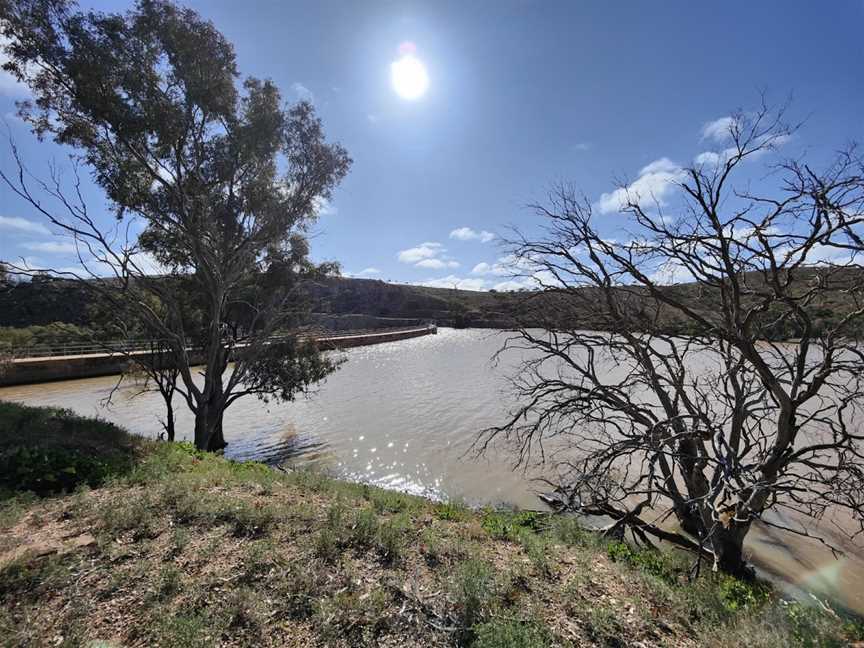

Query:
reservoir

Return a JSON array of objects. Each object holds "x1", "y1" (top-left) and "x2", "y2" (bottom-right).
[{"x1": 2, "y1": 327, "x2": 863, "y2": 614}]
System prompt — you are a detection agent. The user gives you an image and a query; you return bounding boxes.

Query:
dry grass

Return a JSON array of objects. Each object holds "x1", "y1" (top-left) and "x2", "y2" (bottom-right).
[{"x1": 0, "y1": 401, "x2": 861, "y2": 647}]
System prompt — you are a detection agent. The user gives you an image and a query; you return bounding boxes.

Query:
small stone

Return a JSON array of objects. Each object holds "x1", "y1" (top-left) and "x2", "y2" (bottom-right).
[
  {"x1": 70, "y1": 533, "x2": 96, "y2": 548},
  {"x1": 30, "y1": 542, "x2": 59, "y2": 558}
]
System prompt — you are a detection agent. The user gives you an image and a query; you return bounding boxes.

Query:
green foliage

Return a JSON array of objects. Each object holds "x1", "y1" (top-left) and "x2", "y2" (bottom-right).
[
  {"x1": 0, "y1": 553, "x2": 73, "y2": 603},
  {"x1": 421, "y1": 527, "x2": 470, "y2": 567},
  {"x1": 366, "y1": 485, "x2": 422, "y2": 513},
  {"x1": 151, "y1": 565, "x2": 183, "y2": 602},
  {"x1": 605, "y1": 541, "x2": 678, "y2": 584},
  {"x1": 549, "y1": 515, "x2": 590, "y2": 547},
  {"x1": 717, "y1": 576, "x2": 771, "y2": 612},
  {"x1": 97, "y1": 493, "x2": 159, "y2": 541},
  {"x1": 520, "y1": 532, "x2": 553, "y2": 578},
  {"x1": 481, "y1": 509, "x2": 544, "y2": 541},
  {"x1": 350, "y1": 507, "x2": 380, "y2": 547},
  {"x1": 472, "y1": 618, "x2": 552, "y2": 648},
  {"x1": 3, "y1": 0, "x2": 352, "y2": 450},
  {"x1": 583, "y1": 605, "x2": 623, "y2": 646},
  {"x1": 0, "y1": 402, "x2": 138, "y2": 497},
  {"x1": 376, "y1": 513, "x2": 410, "y2": 564},
  {"x1": 435, "y1": 498, "x2": 468, "y2": 521},
  {"x1": 0, "y1": 492, "x2": 37, "y2": 528},
  {"x1": 451, "y1": 558, "x2": 499, "y2": 639},
  {"x1": 0, "y1": 322, "x2": 101, "y2": 352},
  {"x1": 152, "y1": 613, "x2": 212, "y2": 648},
  {"x1": 314, "y1": 502, "x2": 347, "y2": 563},
  {"x1": 0, "y1": 445, "x2": 120, "y2": 496}
]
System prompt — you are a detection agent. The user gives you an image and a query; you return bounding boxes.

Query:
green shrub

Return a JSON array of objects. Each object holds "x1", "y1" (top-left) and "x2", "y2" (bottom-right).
[
  {"x1": 274, "y1": 562, "x2": 330, "y2": 619},
  {"x1": 0, "y1": 492, "x2": 37, "y2": 529},
  {"x1": 97, "y1": 494, "x2": 159, "y2": 540},
  {"x1": 239, "y1": 540, "x2": 278, "y2": 584},
  {"x1": 520, "y1": 533, "x2": 553, "y2": 579},
  {"x1": 221, "y1": 500, "x2": 275, "y2": 538},
  {"x1": 0, "y1": 553, "x2": 72, "y2": 603},
  {"x1": 435, "y1": 498, "x2": 468, "y2": 521},
  {"x1": 717, "y1": 576, "x2": 770, "y2": 612},
  {"x1": 481, "y1": 509, "x2": 544, "y2": 541},
  {"x1": 376, "y1": 513, "x2": 410, "y2": 564},
  {"x1": 315, "y1": 588, "x2": 391, "y2": 646},
  {"x1": 153, "y1": 612, "x2": 214, "y2": 648},
  {"x1": 151, "y1": 565, "x2": 183, "y2": 602},
  {"x1": 366, "y1": 486, "x2": 419, "y2": 513},
  {"x1": 549, "y1": 515, "x2": 589, "y2": 546},
  {"x1": 350, "y1": 507, "x2": 379, "y2": 547},
  {"x1": 472, "y1": 618, "x2": 552, "y2": 648},
  {"x1": 605, "y1": 541, "x2": 677, "y2": 584},
  {"x1": 314, "y1": 526, "x2": 341, "y2": 563},
  {"x1": 421, "y1": 527, "x2": 465, "y2": 567},
  {"x1": 583, "y1": 605, "x2": 623, "y2": 646},
  {"x1": 0, "y1": 445, "x2": 122, "y2": 496},
  {"x1": 451, "y1": 558, "x2": 498, "y2": 639}
]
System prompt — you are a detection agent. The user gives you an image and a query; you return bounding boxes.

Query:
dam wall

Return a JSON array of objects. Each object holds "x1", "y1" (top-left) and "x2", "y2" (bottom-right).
[{"x1": 0, "y1": 326, "x2": 436, "y2": 387}]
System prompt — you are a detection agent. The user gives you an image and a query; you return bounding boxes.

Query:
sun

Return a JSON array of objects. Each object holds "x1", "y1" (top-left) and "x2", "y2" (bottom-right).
[{"x1": 391, "y1": 53, "x2": 429, "y2": 100}]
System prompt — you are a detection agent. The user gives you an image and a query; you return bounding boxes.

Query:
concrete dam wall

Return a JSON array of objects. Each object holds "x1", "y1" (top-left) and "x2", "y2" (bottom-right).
[{"x1": 0, "y1": 326, "x2": 436, "y2": 387}]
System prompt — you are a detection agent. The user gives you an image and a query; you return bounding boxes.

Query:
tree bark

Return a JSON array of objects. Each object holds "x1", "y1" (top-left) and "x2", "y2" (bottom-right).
[
  {"x1": 711, "y1": 524, "x2": 751, "y2": 577},
  {"x1": 194, "y1": 403, "x2": 227, "y2": 451}
]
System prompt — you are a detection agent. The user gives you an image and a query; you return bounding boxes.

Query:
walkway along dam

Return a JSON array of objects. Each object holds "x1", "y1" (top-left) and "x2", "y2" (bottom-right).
[{"x1": 0, "y1": 325, "x2": 437, "y2": 387}]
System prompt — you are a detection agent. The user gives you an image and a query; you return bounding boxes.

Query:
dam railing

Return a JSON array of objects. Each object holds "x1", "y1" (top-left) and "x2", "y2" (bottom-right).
[{"x1": 4, "y1": 324, "x2": 438, "y2": 362}]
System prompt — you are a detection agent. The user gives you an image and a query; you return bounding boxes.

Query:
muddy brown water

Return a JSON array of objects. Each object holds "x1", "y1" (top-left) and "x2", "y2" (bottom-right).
[{"x1": 1, "y1": 327, "x2": 862, "y2": 613}]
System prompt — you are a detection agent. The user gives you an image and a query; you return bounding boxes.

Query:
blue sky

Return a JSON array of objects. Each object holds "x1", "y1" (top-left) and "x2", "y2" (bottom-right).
[{"x1": 1, "y1": 0, "x2": 862, "y2": 290}]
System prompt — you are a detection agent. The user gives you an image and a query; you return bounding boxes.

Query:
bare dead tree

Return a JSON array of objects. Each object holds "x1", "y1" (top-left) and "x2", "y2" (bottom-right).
[{"x1": 481, "y1": 102, "x2": 864, "y2": 575}]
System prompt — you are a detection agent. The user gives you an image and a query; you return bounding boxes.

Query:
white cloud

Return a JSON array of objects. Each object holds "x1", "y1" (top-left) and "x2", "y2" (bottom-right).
[
  {"x1": 574, "y1": 142, "x2": 591, "y2": 151},
  {"x1": 597, "y1": 157, "x2": 686, "y2": 215},
  {"x1": 694, "y1": 150, "x2": 730, "y2": 167},
  {"x1": 20, "y1": 241, "x2": 76, "y2": 254},
  {"x1": 356, "y1": 267, "x2": 381, "y2": 276},
  {"x1": 416, "y1": 275, "x2": 487, "y2": 291},
  {"x1": 472, "y1": 253, "x2": 547, "y2": 278},
  {"x1": 397, "y1": 241, "x2": 444, "y2": 264},
  {"x1": 471, "y1": 259, "x2": 511, "y2": 276},
  {"x1": 647, "y1": 259, "x2": 694, "y2": 286},
  {"x1": 415, "y1": 258, "x2": 459, "y2": 270},
  {"x1": 291, "y1": 82, "x2": 314, "y2": 103},
  {"x1": 0, "y1": 215, "x2": 50, "y2": 235},
  {"x1": 367, "y1": 113, "x2": 379, "y2": 124},
  {"x1": 492, "y1": 280, "x2": 528, "y2": 291},
  {"x1": 695, "y1": 133, "x2": 792, "y2": 168},
  {"x1": 701, "y1": 116, "x2": 737, "y2": 142},
  {"x1": 449, "y1": 227, "x2": 495, "y2": 243}
]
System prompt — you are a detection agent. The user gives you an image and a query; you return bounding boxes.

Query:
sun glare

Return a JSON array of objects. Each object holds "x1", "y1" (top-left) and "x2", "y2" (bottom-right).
[{"x1": 391, "y1": 54, "x2": 429, "y2": 100}]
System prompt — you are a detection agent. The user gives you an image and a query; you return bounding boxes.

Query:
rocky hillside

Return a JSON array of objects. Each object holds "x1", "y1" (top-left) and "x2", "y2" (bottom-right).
[
  {"x1": 0, "y1": 275, "x2": 526, "y2": 330},
  {"x1": 2, "y1": 266, "x2": 863, "y2": 338}
]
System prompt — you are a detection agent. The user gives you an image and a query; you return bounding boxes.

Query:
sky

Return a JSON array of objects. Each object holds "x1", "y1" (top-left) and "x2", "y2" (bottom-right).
[{"x1": 1, "y1": 0, "x2": 862, "y2": 291}]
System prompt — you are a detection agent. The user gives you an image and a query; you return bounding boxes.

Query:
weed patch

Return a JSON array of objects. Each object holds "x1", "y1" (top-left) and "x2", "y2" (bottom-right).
[{"x1": 472, "y1": 617, "x2": 552, "y2": 648}]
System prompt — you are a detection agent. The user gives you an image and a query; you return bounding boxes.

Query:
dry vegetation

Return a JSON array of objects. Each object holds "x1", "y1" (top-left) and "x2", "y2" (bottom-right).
[{"x1": 0, "y1": 402, "x2": 861, "y2": 647}]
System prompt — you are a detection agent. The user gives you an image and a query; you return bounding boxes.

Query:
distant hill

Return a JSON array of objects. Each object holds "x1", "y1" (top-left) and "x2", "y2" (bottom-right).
[
  {"x1": 0, "y1": 275, "x2": 527, "y2": 330},
  {"x1": 2, "y1": 267, "x2": 862, "y2": 339}
]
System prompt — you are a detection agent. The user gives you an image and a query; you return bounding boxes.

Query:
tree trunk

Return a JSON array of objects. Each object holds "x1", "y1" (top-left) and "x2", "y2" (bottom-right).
[
  {"x1": 711, "y1": 523, "x2": 751, "y2": 577},
  {"x1": 193, "y1": 399, "x2": 227, "y2": 451},
  {"x1": 163, "y1": 404, "x2": 175, "y2": 442}
]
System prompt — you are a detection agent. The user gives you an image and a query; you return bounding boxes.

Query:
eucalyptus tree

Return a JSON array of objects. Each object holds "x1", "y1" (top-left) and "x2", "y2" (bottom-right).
[
  {"x1": 483, "y1": 103, "x2": 864, "y2": 575},
  {"x1": 0, "y1": 0, "x2": 351, "y2": 450}
]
